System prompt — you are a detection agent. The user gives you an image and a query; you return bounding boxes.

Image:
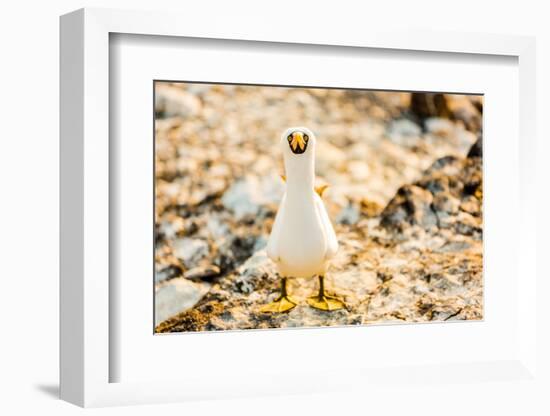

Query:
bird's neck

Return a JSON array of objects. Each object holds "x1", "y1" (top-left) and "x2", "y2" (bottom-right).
[{"x1": 284, "y1": 155, "x2": 315, "y2": 193}]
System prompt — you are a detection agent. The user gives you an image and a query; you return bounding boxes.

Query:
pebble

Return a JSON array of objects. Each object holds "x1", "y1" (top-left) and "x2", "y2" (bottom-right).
[
  {"x1": 155, "y1": 84, "x2": 202, "y2": 117},
  {"x1": 173, "y1": 238, "x2": 209, "y2": 268},
  {"x1": 183, "y1": 265, "x2": 221, "y2": 281},
  {"x1": 315, "y1": 140, "x2": 347, "y2": 174},
  {"x1": 347, "y1": 160, "x2": 370, "y2": 181},
  {"x1": 460, "y1": 196, "x2": 481, "y2": 215},
  {"x1": 237, "y1": 249, "x2": 275, "y2": 280},
  {"x1": 155, "y1": 264, "x2": 183, "y2": 283},
  {"x1": 155, "y1": 278, "x2": 211, "y2": 325},
  {"x1": 424, "y1": 117, "x2": 455, "y2": 136},
  {"x1": 159, "y1": 216, "x2": 185, "y2": 240},
  {"x1": 206, "y1": 216, "x2": 231, "y2": 239},
  {"x1": 336, "y1": 203, "x2": 361, "y2": 225},
  {"x1": 234, "y1": 250, "x2": 276, "y2": 294},
  {"x1": 387, "y1": 119, "x2": 422, "y2": 146},
  {"x1": 221, "y1": 175, "x2": 283, "y2": 219}
]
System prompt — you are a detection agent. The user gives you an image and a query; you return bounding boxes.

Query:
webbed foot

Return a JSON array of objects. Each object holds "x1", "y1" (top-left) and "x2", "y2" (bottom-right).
[
  {"x1": 260, "y1": 295, "x2": 298, "y2": 313},
  {"x1": 307, "y1": 275, "x2": 346, "y2": 311},
  {"x1": 307, "y1": 294, "x2": 345, "y2": 311},
  {"x1": 260, "y1": 277, "x2": 297, "y2": 313}
]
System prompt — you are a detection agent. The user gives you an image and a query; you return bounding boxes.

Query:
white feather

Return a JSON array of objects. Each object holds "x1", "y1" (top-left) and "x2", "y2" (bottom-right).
[
  {"x1": 314, "y1": 193, "x2": 338, "y2": 259},
  {"x1": 266, "y1": 193, "x2": 286, "y2": 262}
]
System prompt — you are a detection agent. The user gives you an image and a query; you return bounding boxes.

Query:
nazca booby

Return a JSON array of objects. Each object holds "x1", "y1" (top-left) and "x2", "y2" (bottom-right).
[{"x1": 261, "y1": 127, "x2": 346, "y2": 313}]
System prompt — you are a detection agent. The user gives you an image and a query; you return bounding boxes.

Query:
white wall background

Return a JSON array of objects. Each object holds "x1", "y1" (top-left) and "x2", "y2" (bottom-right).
[{"x1": 0, "y1": 1, "x2": 548, "y2": 415}]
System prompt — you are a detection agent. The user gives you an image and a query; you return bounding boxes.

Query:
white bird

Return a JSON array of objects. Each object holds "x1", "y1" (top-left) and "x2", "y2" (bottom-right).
[{"x1": 262, "y1": 127, "x2": 345, "y2": 313}]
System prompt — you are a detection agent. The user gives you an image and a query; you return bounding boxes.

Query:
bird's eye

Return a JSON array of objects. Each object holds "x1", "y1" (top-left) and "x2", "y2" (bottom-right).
[
  {"x1": 303, "y1": 134, "x2": 309, "y2": 142},
  {"x1": 287, "y1": 135, "x2": 293, "y2": 142}
]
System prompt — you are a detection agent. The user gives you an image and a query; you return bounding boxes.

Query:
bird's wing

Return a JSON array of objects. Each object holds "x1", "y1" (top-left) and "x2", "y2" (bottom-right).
[
  {"x1": 267, "y1": 193, "x2": 286, "y2": 262},
  {"x1": 314, "y1": 193, "x2": 338, "y2": 259}
]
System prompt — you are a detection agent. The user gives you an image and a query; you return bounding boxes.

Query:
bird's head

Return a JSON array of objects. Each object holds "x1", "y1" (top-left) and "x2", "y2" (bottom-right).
[{"x1": 281, "y1": 127, "x2": 316, "y2": 156}]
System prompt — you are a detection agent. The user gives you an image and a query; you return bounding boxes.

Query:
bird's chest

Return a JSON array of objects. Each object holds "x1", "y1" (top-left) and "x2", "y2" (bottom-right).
[{"x1": 277, "y1": 196, "x2": 326, "y2": 276}]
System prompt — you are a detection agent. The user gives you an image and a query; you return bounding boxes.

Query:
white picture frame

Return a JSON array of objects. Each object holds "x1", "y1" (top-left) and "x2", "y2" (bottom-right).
[{"x1": 60, "y1": 7, "x2": 539, "y2": 408}]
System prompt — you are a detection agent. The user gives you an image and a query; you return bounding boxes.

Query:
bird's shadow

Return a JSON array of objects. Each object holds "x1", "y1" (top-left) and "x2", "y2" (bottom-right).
[{"x1": 34, "y1": 383, "x2": 59, "y2": 399}]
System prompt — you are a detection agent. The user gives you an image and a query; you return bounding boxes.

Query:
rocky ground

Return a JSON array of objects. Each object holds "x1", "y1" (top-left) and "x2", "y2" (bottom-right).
[{"x1": 153, "y1": 83, "x2": 483, "y2": 332}]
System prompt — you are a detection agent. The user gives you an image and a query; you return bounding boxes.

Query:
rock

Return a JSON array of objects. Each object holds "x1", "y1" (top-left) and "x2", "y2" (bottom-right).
[
  {"x1": 187, "y1": 177, "x2": 227, "y2": 206},
  {"x1": 158, "y1": 216, "x2": 185, "y2": 240},
  {"x1": 432, "y1": 192, "x2": 460, "y2": 215},
  {"x1": 387, "y1": 118, "x2": 422, "y2": 146},
  {"x1": 460, "y1": 195, "x2": 481, "y2": 216},
  {"x1": 221, "y1": 175, "x2": 283, "y2": 220},
  {"x1": 382, "y1": 138, "x2": 482, "y2": 235},
  {"x1": 336, "y1": 203, "x2": 361, "y2": 225},
  {"x1": 156, "y1": 210, "x2": 483, "y2": 331},
  {"x1": 360, "y1": 198, "x2": 384, "y2": 218},
  {"x1": 410, "y1": 93, "x2": 451, "y2": 120},
  {"x1": 424, "y1": 155, "x2": 463, "y2": 177},
  {"x1": 206, "y1": 215, "x2": 231, "y2": 239},
  {"x1": 381, "y1": 185, "x2": 438, "y2": 231},
  {"x1": 173, "y1": 238, "x2": 209, "y2": 268},
  {"x1": 253, "y1": 236, "x2": 268, "y2": 251},
  {"x1": 155, "y1": 264, "x2": 183, "y2": 283},
  {"x1": 315, "y1": 140, "x2": 347, "y2": 174},
  {"x1": 454, "y1": 211, "x2": 482, "y2": 236},
  {"x1": 418, "y1": 116, "x2": 477, "y2": 156},
  {"x1": 347, "y1": 160, "x2": 370, "y2": 181},
  {"x1": 234, "y1": 250, "x2": 276, "y2": 294},
  {"x1": 183, "y1": 265, "x2": 221, "y2": 281},
  {"x1": 155, "y1": 84, "x2": 202, "y2": 117},
  {"x1": 467, "y1": 135, "x2": 483, "y2": 158},
  {"x1": 435, "y1": 241, "x2": 472, "y2": 253},
  {"x1": 424, "y1": 117, "x2": 455, "y2": 136},
  {"x1": 410, "y1": 93, "x2": 482, "y2": 133},
  {"x1": 155, "y1": 278, "x2": 211, "y2": 325},
  {"x1": 214, "y1": 235, "x2": 259, "y2": 274},
  {"x1": 447, "y1": 96, "x2": 482, "y2": 132}
]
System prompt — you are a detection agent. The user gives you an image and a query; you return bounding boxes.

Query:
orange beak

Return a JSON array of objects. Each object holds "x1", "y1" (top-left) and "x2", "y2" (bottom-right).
[{"x1": 290, "y1": 132, "x2": 306, "y2": 152}]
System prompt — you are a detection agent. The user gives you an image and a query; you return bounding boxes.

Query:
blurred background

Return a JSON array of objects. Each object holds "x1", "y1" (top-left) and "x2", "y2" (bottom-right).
[{"x1": 154, "y1": 82, "x2": 483, "y2": 331}]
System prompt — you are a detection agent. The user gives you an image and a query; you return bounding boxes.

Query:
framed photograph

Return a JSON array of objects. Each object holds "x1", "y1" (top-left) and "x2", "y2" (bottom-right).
[{"x1": 60, "y1": 8, "x2": 539, "y2": 408}]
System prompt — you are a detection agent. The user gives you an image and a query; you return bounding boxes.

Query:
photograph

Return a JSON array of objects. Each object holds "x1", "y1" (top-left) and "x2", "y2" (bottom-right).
[{"x1": 153, "y1": 81, "x2": 483, "y2": 333}]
